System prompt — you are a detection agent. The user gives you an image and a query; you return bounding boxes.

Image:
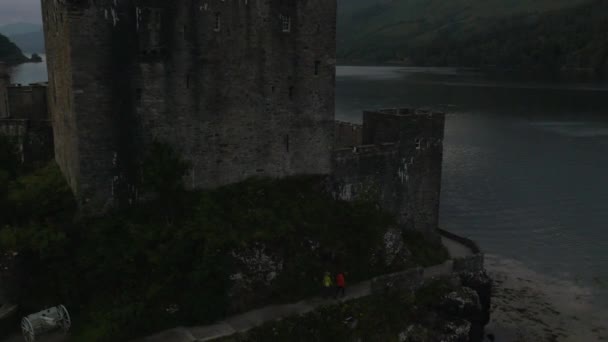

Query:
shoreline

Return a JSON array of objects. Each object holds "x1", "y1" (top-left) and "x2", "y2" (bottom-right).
[{"x1": 484, "y1": 254, "x2": 607, "y2": 342}]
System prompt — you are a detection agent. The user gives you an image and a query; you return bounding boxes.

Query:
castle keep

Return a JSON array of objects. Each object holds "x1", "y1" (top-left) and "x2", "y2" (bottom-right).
[
  {"x1": 41, "y1": 0, "x2": 445, "y2": 234},
  {"x1": 42, "y1": 0, "x2": 336, "y2": 209}
]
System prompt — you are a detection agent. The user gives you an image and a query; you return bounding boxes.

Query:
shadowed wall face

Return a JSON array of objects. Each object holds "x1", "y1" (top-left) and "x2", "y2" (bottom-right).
[{"x1": 42, "y1": 0, "x2": 337, "y2": 210}]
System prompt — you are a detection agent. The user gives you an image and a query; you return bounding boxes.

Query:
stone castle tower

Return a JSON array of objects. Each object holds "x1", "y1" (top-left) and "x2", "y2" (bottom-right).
[{"x1": 42, "y1": 0, "x2": 337, "y2": 209}]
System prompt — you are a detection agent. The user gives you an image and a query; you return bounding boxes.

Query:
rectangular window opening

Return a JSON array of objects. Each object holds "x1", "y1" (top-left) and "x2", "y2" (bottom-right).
[
  {"x1": 186, "y1": 74, "x2": 191, "y2": 89},
  {"x1": 214, "y1": 13, "x2": 222, "y2": 32},
  {"x1": 282, "y1": 16, "x2": 291, "y2": 33},
  {"x1": 314, "y1": 61, "x2": 321, "y2": 76}
]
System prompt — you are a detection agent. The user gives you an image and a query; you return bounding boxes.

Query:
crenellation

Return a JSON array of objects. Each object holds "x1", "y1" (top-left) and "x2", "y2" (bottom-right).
[{"x1": 331, "y1": 108, "x2": 445, "y2": 235}]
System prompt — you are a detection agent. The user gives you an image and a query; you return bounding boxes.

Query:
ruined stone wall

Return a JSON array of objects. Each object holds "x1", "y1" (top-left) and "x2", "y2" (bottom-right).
[
  {"x1": 6, "y1": 84, "x2": 49, "y2": 121},
  {"x1": 43, "y1": 0, "x2": 337, "y2": 210},
  {"x1": 0, "y1": 63, "x2": 9, "y2": 119},
  {"x1": 0, "y1": 119, "x2": 54, "y2": 166},
  {"x1": 331, "y1": 109, "x2": 445, "y2": 234}
]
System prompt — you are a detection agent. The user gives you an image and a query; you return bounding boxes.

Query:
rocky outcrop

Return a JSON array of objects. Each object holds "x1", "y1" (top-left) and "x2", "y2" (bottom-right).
[
  {"x1": 459, "y1": 271, "x2": 493, "y2": 341},
  {"x1": 439, "y1": 286, "x2": 485, "y2": 342}
]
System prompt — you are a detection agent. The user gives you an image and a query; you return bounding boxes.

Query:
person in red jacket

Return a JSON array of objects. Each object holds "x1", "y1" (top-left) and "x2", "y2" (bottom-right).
[{"x1": 335, "y1": 272, "x2": 346, "y2": 299}]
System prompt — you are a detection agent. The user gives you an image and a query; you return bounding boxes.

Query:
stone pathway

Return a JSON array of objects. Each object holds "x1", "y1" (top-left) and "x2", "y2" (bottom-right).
[
  {"x1": 2, "y1": 233, "x2": 476, "y2": 342},
  {"x1": 135, "y1": 234, "x2": 475, "y2": 342}
]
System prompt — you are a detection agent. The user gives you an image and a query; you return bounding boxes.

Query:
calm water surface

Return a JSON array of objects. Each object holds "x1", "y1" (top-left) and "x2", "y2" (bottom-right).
[
  {"x1": 337, "y1": 66, "x2": 608, "y2": 309},
  {"x1": 11, "y1": 62, "x2": 608, "y2": 308}
]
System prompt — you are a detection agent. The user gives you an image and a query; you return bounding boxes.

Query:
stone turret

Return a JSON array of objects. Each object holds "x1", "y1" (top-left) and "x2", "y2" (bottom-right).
[{"x1": 0, "y1": 62, "x2": 9, "y2": 118}]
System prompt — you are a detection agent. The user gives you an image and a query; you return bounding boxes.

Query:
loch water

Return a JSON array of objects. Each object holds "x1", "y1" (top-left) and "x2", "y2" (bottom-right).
[
  {"x1": 11, "y1": 62, "x2": 608, "y2": 310},
  {"x1": 337, "y1": 66, "x2": 608, "y2": 309}
]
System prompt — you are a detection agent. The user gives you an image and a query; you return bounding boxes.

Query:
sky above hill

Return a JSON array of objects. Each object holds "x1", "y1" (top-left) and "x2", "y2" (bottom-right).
[{"x1": 0, "y1": 0, "x2": 41, "y2": 25}]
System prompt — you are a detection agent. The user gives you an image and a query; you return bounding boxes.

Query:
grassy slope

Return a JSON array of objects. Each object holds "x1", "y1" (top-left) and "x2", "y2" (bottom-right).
[
  {"x1": 338, "y1": 0, "x2": 593, "y2": 62},
  {"x1": 0, "y1": 141, "x2": 449, "y2": 341}
]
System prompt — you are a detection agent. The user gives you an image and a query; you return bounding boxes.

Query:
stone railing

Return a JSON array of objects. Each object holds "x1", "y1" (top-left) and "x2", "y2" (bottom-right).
[{"x1": 439, "y1": 228, "x2": 484, "y2": 273}]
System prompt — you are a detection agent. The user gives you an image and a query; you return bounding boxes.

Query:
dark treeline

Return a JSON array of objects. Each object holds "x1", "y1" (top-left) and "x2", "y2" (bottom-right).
[{"x1": 339, "y1": 0, "x2": 608, "y2": 78}]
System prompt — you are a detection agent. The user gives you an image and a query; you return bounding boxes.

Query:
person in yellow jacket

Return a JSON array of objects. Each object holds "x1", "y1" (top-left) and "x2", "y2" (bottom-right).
[{"x1": 323, "y1": 271, "x2": 333, "y2": 298}]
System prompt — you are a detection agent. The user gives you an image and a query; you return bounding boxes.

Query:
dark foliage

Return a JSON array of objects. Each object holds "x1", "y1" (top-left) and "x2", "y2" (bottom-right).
[
  {"x1": 0, "y1": 33, "x2": 28, "y2": 64},
  {"x1": 0, "y1": 139, "x2": 448, "y2": 341}
]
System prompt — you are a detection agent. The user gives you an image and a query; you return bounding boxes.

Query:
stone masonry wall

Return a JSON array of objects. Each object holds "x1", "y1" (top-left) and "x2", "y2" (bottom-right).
[
  {"x1": 0, "y1": 119, "x2": 54, "y2": 166},
  {"x1": 42, "y1": 0, "x2": 79, "y2": 195},
  {"x1": 6, "y1": 84, "x2": 49, "y2": 121},
  {"x1": 43, "y1": 0, "x2": 337, "y2": 210},
  {"x1": 0, "y1": 63, "x2": 9, "y2": 119},
  {"x1": 335, "y1": 121, "x2": 362, "y2": 148},
  {"x1": 331, "y1": 109, "x2": 445, "y2": 234}
]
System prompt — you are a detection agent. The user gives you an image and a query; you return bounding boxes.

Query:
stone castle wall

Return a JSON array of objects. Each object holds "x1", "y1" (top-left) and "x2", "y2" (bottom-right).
[
  {"x1": 42, "y1": 0, "x2": 337, "y2": 210},
  {"x1": 6, "y1": 84, "x2": 49, "y2": 121},
  {"x1": 335, "y1": 121, "x2": 362, "y2": 148},
  {"x1": 0, "y1": 63, "x2": 9, "y2": 119},
  {"x1": 0, "y1": 62, "x2": 54, "y2": 166},
  {"x1": 331, "y1": 109, "x2": 445, "y2": 234},
  {"x1": 0, "y1": 119, "x2": 54, "y2": 166}
]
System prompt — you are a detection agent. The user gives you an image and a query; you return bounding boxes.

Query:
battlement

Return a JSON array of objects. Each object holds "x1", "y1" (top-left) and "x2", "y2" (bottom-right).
[{"x1": 331, "y1": 108, "x2": 445, "y2": 234}]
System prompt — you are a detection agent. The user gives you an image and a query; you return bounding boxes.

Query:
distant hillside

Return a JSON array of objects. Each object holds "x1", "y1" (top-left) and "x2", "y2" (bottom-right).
[
  {"x1": 8, "y1": 30, "x2": 45, "y2": 54},
  {"x1": 338, "y1": 0, "x2": 606, "y2": 74},
  {"x1": 0, "y1": 23, "x2": 45, "y2": 54},
  {"x1": 0, "y1": 23, "x2": 42, "y2": 36},
  {"x1": 0, "y1": 33, "x2": 29, "y2": 64}
]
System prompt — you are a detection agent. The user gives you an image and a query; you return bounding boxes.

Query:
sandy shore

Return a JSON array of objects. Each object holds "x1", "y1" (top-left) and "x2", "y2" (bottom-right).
[{"x1": 484, "y1": 254, "x2": 608, "y2": 342}]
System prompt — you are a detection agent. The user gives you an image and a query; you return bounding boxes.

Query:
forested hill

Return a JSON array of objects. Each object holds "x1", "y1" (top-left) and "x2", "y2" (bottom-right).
[
  {"x1": 0, "y1": 33, "x2": 29, "y2": 65},
  {"x1": 338, "y1": 0, "x2": 608, "y2": 75}
]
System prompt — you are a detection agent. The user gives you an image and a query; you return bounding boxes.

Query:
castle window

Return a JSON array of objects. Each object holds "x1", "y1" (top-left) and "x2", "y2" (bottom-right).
[
  {"x1": 284, "y1": 135, "x2": 290, "y2": 152},
  {"x1": 186, "y1": 74, "x2": 191, "y2": 89},
  {"x1": 314, "y1": 61, "x2": 321, "y2": 76},
  {"x1": 415, "y1": 138, "x2": 422, "y2": 150},
  {"x1": 281, "y1": 15, "x2": 291, "y2": 33},
  {"x1": 214, "y1": 13, "x2": 221, "y2": 32},
  {"x1": 289, "y1": 86, "x2": 294, "y2": 100}
]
